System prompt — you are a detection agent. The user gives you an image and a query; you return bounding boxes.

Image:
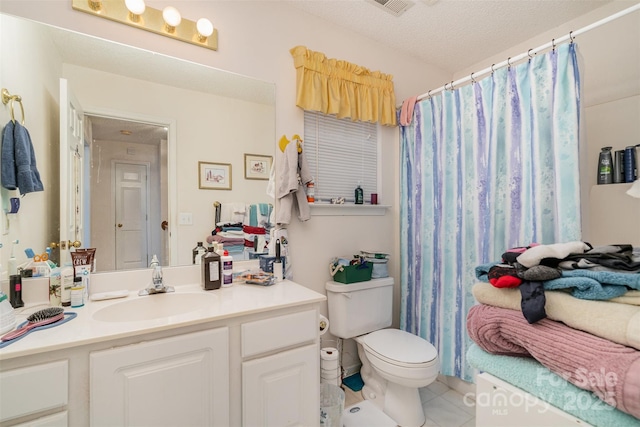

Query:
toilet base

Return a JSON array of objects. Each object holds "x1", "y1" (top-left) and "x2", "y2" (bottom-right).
[
  {"x1": 343, "y1": 400, "x2": 396, "y2": 427},
  {"x1": 383, "y1": 381, "x2": 425, "y2": 427}
]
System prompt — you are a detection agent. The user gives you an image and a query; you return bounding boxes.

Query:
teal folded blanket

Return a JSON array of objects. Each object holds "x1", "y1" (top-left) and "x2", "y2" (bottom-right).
[
  {"x1": 467, "y1": 344, "x2": 640, "y2": 427},
  {"x1": 475, "y1": 262, "x2": 640, "y2": 300}
]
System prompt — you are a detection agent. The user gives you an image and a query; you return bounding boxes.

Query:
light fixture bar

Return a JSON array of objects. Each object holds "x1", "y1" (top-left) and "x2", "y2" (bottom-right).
[{"x1": 72, "y1": 0, "x2": 218, "y2": 51}]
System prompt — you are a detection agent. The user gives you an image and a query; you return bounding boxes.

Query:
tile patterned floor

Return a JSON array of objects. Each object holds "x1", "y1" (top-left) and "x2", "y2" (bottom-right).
[{"x1": 343, "y1": 379, "x2": 476, "y2": 427}]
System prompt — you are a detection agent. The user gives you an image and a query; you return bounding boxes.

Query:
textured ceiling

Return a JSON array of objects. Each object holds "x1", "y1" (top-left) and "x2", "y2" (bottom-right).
[{"x1": 284, "y1": 0, "x2": 614, "y2": 73}]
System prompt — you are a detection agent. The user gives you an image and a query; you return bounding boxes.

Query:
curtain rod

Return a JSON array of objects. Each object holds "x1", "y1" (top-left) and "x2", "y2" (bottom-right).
[{"x1": 409, "y1": 3, "x2": 640, "y2": 103}]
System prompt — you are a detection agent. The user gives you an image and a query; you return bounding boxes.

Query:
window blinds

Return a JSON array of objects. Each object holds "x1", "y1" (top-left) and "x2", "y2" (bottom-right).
[{"x1": 304, "y1": 111, "x2": 378, "y2": 203}]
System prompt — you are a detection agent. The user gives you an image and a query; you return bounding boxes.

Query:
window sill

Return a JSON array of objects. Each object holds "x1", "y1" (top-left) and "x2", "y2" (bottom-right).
[{"x1": 309, "y1": 203, "x2": 391, "y2": 216}]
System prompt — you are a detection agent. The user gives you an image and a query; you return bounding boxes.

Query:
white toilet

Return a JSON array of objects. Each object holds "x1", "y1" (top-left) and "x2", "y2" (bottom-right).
[{"x1": 326, "y1": 277, "x2": 440, "y2": 427}]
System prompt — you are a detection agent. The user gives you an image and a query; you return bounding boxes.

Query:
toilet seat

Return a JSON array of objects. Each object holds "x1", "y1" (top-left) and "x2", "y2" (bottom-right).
[{"x1": 360, "y1": 329, "x2": 438, "y2": 368}]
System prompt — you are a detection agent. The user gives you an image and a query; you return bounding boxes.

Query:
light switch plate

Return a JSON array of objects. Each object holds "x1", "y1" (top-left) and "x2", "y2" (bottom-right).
[{"x1": 178, "y1": 212, "x2": 193, "y2": 225}]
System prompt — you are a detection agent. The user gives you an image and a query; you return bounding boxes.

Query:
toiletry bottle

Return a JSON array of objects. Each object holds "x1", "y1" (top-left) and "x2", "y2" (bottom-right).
[
  {"x1": 192, "y1": 242, "x2": 206, "y2": 265},
  {"x1": 597, "y1": 146, "x2": 613, "y2": 184},
  {"x1": 8, "y1": 240, "x2": 18, "y2": 276},
  {"x1": 71, "y1": 276, "x2": 84, "y2": 308},
  {"x1": 9, "y1": 275, "x2": 24, "y2": 308},
  {"x1": 221, "y1": 250, "x2": 233, "y2": 288},
  {"x1": 355, "y1": 182, "x2": 364, "y2": 204},
  {"x1": 49, "y1": 267, "x2": 62, "y2": 307},
  {"x1": 613, "y1": 150, "x2": 625, "y2": 183},
  {"x1": 61, "y1": 263, "x2": 74, "y2": 307},
  {"x1": 624, "y1": 145, "x2": 638, "y2": 183},
  {"x1": 202, "y1": 247, "x2": 221, "y2": 290},
  {"x1": 306, "y1": 181, "x2": 315, "y2": 203}
]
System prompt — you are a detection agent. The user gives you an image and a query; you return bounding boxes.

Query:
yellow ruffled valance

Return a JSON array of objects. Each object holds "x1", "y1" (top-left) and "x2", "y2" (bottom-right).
[{"x1": 290, "y1": 46, "x2": 397, "y2": 126}]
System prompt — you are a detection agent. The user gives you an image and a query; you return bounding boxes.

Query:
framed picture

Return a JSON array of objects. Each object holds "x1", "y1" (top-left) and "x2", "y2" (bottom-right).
[
  {"x1": 244, "y1": 153, "x2": 272, "y2": 180},
  {"x1": 198, "y1": 161, "x2": 232, "y2": 190}
]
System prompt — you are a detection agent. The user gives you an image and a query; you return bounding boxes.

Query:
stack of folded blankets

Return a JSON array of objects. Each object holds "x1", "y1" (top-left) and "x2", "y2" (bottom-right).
[
  {"x1": 466, "y1": 242, "x2": 640, "y2": 426},
  {"x1": 207, "y1": 223, "x2": 245, "y2": 257}
]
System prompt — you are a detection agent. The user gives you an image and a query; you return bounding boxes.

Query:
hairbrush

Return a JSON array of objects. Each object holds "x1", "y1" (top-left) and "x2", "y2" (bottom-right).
[{"x1": 1, "y1": 307, "x2": 65, "y2": 342}]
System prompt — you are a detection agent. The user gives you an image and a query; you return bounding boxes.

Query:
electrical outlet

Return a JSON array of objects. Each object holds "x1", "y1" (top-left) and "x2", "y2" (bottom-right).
[{"x1": 178, "y1": 212, "x2": 193, "y2": 225}]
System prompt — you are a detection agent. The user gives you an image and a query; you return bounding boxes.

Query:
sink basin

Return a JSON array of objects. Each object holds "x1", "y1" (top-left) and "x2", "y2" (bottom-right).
[{"x1": 93, "y1": 292, "x2": 218, "y2": 322}]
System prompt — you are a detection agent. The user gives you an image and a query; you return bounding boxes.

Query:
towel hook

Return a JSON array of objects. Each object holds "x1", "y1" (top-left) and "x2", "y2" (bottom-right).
[
  {"x1": 507, "y1": 57, "x2": 512, "y2": 69},
  {"x1": 470, "y1": 72, "x2": 476, "y2": 84},
  {"x1": 448, "y1": 80, "x2": 455, "y2": 91},
  {"x1": 569, "y1": 30, "x2": 575, "y2": 43},
  {"x1": 1, "y1": 88, "x2": 25, "y2": 125},
  {"x1": 527, "y1": 48, "x2": 534, "y2": 62},
  {"x1": 490, "y1": 64, "x2": 496, "y2": 74}
]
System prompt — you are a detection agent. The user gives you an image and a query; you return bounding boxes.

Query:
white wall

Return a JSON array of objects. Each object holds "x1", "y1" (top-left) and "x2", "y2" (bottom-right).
[{"x1": 0, "y1": 15, "x2": 61, "y2": 273}]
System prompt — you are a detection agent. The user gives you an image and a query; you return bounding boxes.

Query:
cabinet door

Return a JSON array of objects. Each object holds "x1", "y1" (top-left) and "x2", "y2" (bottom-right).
[
  {"x1": 11, "y1": 411, "x2": 68, "y2": 427},
  {"x1": 90, "y1": 328, "x2": 229, "y2": 427},
  {"x1": 243, "y1": 344, "x2": 319, "y2": 427}
]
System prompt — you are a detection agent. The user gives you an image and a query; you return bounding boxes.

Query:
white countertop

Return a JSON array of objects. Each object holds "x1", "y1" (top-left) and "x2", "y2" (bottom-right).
[{"x1": 0, "y1": 280, "x2": 325, "y2": 361}]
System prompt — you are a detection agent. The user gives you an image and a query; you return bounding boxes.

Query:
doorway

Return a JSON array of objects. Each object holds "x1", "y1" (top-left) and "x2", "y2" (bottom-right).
[{"x1": 85, "y1": 114, "x2": 168, "y2": 271}]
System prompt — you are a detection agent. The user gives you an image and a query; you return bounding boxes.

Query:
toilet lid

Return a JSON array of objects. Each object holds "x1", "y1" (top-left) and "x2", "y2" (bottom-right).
[{"x1": 361, "y1": 329, "x2": 438, "y2": 364}]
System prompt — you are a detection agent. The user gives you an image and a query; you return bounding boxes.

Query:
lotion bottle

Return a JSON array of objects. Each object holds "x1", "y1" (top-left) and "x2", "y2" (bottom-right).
[{"x1": 60, "y1": 263, "x2": 74, "y2": 307}]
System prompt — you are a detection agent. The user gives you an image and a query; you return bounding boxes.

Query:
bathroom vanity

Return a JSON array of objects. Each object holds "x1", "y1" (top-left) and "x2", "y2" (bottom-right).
[{"x1": 0, "y1": 269, "x2": 325, "y2": 427}]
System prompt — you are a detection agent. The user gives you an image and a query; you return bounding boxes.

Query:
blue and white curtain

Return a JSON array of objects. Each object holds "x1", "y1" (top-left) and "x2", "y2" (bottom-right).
[{"x1": 399, "y1": 43, "x2": 582, "y2": 382}]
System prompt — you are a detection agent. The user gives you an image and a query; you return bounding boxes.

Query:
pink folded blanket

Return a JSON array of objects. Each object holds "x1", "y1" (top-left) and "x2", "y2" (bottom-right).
[{"x1": 467, "y1": 304, "x2": 640, "y2": 419}]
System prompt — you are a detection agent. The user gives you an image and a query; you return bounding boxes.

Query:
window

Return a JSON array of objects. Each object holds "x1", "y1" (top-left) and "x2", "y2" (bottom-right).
[{"x1": 303, "y1": 111, "x2": 379, "y2": 204}]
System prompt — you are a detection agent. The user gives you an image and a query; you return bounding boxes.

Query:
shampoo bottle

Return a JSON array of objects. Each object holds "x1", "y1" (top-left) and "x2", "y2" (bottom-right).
[
  {"x1": 202, "y1": 247, "x2": 221, "y2": 290},
  {"x1": 597, "y1": 146, "x2": 613, "y2": 184}
]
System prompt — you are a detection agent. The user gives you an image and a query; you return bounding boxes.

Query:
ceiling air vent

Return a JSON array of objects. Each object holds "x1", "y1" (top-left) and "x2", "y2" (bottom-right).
[{"x1": 367, "y1": 0, "x2": 414, "y2": 17}]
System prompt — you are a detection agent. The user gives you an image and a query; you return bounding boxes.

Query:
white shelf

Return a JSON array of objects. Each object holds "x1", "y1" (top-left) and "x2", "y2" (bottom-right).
[{"x1": 309, "y1": 203, "x2": 391, "y2": 216}]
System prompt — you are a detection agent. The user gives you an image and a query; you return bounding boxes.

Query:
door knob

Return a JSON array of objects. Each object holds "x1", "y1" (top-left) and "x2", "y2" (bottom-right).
[
  {"x1": 50, "y1": 242, "x2": 59, "y2": 249},
  {"x1": 161, "y1": 220, "x2": 168, "y2": 230},
  {"x1": 69, "y1": 240, "x2": 81, "y2": 248},
  {"x1": 117, "y1": 223, "x2": 123, "y2": 228}
]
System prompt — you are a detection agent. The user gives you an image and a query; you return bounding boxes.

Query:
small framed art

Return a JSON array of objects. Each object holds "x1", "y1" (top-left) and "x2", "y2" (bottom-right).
[
  {"x1": 244, "y1": 153, "x2": 272, "y2": 180},
  {"x1": 199, "y1": 161, "x2": 232, "y2": 190}
]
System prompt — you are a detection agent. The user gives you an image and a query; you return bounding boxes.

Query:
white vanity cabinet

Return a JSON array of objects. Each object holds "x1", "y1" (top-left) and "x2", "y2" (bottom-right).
[
  {"x1": 0, "y1": 280, "x2": 325, "y2": 427},
  {"x1": 241, "y1": 310, "x2": 319, "y2": 427},
  {"x1": 0, "y1": 361, "x2": 69, "y2": 426},
  {"x1": 89, "y1": 327, "x2": 230, "y2": 426}
]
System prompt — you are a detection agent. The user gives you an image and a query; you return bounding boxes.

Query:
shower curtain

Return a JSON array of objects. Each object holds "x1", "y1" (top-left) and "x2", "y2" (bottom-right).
[{"x1": 400, "y1": 43, "x2": 582, "y2": 382}]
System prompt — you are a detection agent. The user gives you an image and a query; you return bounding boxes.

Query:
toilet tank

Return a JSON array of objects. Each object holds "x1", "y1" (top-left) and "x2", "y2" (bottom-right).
[{"x1": 325, "y1": 277, "x2": 394, "y2": 339}]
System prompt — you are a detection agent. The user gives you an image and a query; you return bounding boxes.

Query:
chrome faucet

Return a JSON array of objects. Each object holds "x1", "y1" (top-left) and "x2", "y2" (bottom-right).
[{"x1": 139, "y1": 255, "x2": 175, "y2": 296}]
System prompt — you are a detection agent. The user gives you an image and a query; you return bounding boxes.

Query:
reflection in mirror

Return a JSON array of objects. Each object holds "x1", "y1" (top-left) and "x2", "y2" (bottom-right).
[
  {"x1": 87, "y1": 116, "x2": 169, "y2": 271},
  {"x1": 0, "y1": 12, "x2": 275, "y2": 274}
]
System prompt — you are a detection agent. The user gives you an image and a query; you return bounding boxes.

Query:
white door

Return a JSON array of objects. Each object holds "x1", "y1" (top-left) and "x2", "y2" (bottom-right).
[
  {"x1": 114, "y1": 162, "x2": 149, "y2": 270},
  {"x1": 242, "y1": 344, "x2": 319, "y2": 427},
  {"x1": 59, "y1": 78, "x2": 84, "y2": 266},
  {"x1": 90, "y1": 328, "x2": 230, "y2": 427}
]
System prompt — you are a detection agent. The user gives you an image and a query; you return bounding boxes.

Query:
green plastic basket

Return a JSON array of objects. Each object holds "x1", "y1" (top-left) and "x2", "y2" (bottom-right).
[{"x1": 331, "y1": 262, "x2": 373, "y2": 284}]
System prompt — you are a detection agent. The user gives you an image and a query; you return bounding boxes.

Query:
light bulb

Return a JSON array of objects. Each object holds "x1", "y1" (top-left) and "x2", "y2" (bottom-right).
[
  {"x1": 196, "y1": 18, "x2": 214, "y2": 38},
  {"x1": 162, "y1": 6, "x2": 182, "y2": 29},
  {"x1": 125, "y1": 0, "x2": 145, "y2": 15}
]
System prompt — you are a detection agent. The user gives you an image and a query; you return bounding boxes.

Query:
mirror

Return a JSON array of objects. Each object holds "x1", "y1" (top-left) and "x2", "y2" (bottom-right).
[{"x1": 0, "y1": 13, "x2": 275, "y2": 273}]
